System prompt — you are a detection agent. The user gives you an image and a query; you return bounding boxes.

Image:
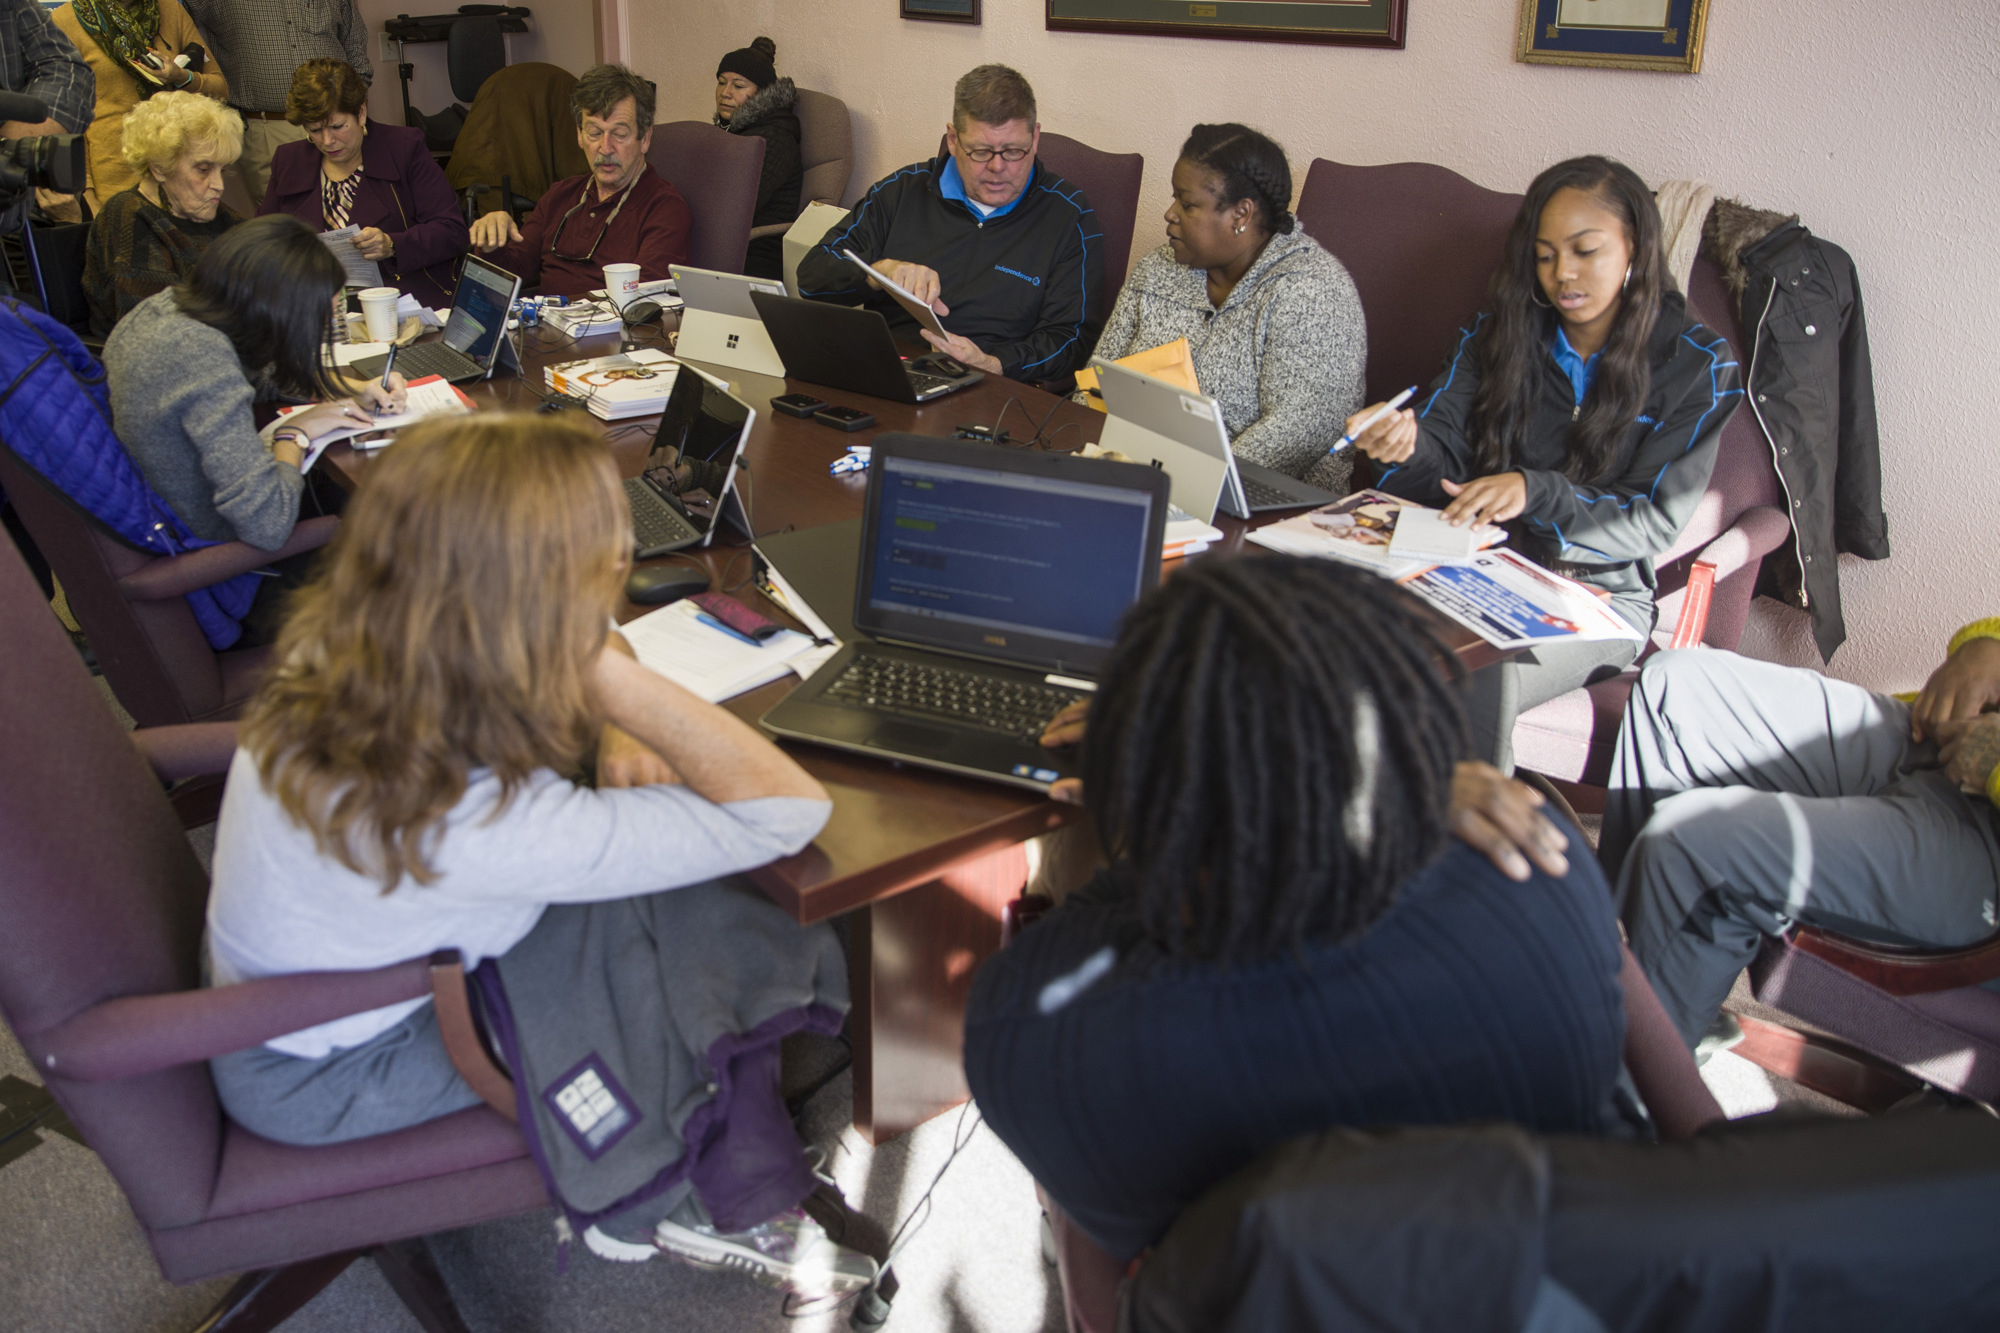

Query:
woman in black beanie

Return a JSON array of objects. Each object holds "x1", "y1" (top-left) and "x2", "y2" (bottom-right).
[{"x1": 713, "y1": 36, "x2": 801, "y2": 279}]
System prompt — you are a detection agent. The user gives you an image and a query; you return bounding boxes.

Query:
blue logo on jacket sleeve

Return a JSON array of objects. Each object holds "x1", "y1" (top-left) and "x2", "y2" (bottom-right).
[{"x1": 994, "y1": 264, "x2": 1042, "y2": 287}]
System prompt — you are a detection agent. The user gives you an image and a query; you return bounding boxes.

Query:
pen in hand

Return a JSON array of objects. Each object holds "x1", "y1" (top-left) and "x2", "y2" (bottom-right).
[
  {"x1": 379, "y1": 343, "x2": 398, "y2": 393},
  {"x1": 1329, "y1": 385, "x2": 1418, "y2": 454}
]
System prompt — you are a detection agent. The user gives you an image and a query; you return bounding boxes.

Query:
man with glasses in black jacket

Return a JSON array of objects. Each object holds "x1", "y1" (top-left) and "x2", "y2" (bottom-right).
[{"x1": 796, "y1": 64, "x2": 1102, "y2": 383}]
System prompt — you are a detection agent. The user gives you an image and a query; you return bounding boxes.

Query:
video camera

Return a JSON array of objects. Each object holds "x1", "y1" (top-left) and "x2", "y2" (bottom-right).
[{"x1": 0, "y1": 92, "x2": 84, "y2": 215}]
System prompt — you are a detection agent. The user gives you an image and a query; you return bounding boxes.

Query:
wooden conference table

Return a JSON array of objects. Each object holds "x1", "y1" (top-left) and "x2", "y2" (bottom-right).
[{"x1": 324, "y1": 319, "x2": 1492, "y2": 1143}]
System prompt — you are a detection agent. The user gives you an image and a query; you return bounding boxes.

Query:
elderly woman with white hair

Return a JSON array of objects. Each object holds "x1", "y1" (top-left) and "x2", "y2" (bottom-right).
[{"x1": 81, "y1": 90, "x2": 245, "y2": 337}]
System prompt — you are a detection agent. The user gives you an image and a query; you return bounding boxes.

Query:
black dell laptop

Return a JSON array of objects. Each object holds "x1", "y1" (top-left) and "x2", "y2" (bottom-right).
[
  {"x1": 747, "y1": 290, "x2": 984, "y2": 403},
  {"x1": 759, "y1": 434, "x2": 1169, "y2": 792}
]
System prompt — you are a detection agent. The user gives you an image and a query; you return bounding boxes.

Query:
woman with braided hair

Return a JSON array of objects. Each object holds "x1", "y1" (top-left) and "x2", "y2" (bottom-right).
[
  {"x1": 1347, "y1": 156, "x2": 1739, "y2": 771},
  {"x1": 965, "y1": 555, "x2": 1627, "y2": 1260},
  {"x1": 1090, "y1": 123, "x2": 1366, "y2": 493}
]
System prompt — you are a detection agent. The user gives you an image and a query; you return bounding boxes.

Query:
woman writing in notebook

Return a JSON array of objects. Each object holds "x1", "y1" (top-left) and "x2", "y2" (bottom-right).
[
  {"x1": 103, "y1": 214, "x2": 408, "y2": 641},
  {"x1": 1346, "y1": 155, "x2": 1739, "y2": 772},
  {"x1": 1092, "y1": 124, "x2": 1365, "y2": 494}
]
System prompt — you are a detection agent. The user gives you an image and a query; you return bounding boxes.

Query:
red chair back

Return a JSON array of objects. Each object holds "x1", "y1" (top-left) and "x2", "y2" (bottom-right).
[
  {"x1": 0, "y1": 442, "x2": 261, "y2": 726},
  {"x1": 1034, "y1": 132, "x2": 1145, "y2": 318},
  {"x1": 1294, "y1": 159, "x2": 1519, "y2": 407},
  {"x1": 646, "y1": 121, "x2": 767, "y2": 275},
  {"x1": 0, "y1": 530, "x2": 223, "y2": 1226}
]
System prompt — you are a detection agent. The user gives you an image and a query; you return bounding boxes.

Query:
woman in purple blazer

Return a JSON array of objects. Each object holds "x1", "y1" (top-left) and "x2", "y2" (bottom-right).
[{"x1": 258, "y1": 58, "x2": 471, "y2": 310}]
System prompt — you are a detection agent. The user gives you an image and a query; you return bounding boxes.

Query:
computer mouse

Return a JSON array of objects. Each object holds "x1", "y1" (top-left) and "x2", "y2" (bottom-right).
[
  {"x1": 624, "y1": 564, "x2": 709, "y2": 606},
  {"x1": 621, "y1": 299, "x2": 662, "y2": 326}
]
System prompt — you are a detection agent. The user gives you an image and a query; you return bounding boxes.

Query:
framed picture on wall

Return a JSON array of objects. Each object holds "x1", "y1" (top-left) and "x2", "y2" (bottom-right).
[
  {"x1": 1046, "y1": 0, "x2": 1405, "y2": 49},
  {"x1": 903, "y1": 0, "x2": 981, "y2": 23},
  {"x1": 1515, "y1": 0, "x2": 1711, "y2": 73}
]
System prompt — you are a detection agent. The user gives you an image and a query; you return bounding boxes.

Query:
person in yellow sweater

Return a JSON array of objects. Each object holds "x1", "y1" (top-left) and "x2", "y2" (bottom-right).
[
  {"x1": 54, "y1": 0, "x2": 229, "y2": 212},
  {"x1": 1601, "y1": 623, "x2": 2000, "y2": 1051}
]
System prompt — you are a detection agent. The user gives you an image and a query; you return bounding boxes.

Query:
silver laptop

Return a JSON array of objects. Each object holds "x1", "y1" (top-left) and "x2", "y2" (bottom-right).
[
  {"x1": 1092, "y1": 358, "x2": 1337, "y2": 522},
  {"x1": 669, "y1": 264, "x2": 790, "y2": 378},
  {"x1": 759, "y1": 434, "x2": 1169, "y2": 792},
  {"x1": 625, "y1": 362, "x2": 756, "y2": 558},
  {"x1": 348, "y1": 255, "x2": 523, "y2": 385}
]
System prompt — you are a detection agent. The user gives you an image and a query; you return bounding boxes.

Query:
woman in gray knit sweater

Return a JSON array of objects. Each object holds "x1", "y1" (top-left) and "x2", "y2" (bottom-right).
[{"x1": 1093, "y1": 124, "x2": 1365, "y2": 495}]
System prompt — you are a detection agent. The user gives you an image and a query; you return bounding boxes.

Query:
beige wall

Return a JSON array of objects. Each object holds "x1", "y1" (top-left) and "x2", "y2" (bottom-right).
[
  {"x1": 627, "y1": 0, "x2": 2000, "y2": 693},
  {"x1": 350, "y1": 0, "x2": 600, "y2": 129}
]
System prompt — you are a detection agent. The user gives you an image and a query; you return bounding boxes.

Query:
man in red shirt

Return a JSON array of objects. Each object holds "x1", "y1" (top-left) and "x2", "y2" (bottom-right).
[{"x1": 469, "y1": 63, "x2": 691, "y2": 297}]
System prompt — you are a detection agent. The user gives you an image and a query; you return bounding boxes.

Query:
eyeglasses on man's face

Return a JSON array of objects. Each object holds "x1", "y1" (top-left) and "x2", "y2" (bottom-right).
[{"x1": 960, "y1": 144, "x2": 1031, "y2": 164}]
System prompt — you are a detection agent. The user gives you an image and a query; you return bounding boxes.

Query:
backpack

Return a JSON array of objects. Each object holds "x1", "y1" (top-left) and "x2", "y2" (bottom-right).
[{"x1": 0, "y1": 295, "x2": 256, "y2": 649}]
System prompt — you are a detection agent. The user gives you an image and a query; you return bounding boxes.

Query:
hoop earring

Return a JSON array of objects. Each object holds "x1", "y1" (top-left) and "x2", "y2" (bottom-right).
[{"x1": 1531, "y1": 287, "x2": 1554, "y2": 309}]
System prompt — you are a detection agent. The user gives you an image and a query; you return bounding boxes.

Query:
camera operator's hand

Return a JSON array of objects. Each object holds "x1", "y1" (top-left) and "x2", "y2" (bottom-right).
[{"x1": 1, "y1": 117, "x2": 66, "y2": 140}]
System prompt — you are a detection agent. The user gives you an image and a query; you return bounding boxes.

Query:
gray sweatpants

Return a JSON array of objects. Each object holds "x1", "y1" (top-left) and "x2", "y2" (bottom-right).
[{"x1": 1601, "y1": 649, "x2": 2000, "y2": 1046}]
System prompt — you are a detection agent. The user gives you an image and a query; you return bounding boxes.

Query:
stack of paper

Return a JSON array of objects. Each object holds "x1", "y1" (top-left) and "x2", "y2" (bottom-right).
[
  {"x1": 1246, "y1": 489, "x2": 1504, "y2": 579},
  {"x1": 620, "y1": 599, "x2": 820, "y2": 702},
  {"x1": 1164, "y1": 505, "x2": 1223, "y2": 559}
]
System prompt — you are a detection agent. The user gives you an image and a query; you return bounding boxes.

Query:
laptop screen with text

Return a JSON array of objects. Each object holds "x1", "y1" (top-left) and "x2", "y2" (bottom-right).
[
  {"x1": 441, "y1": 258, "x2": 516, "y2": 366},
  {"x1": 858, "y1": 449, "x2": 1159, "y2": 674}
]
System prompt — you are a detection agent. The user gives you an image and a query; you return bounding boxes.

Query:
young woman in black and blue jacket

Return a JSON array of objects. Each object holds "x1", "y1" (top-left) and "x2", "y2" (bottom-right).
[{"x1": 1348, "y1": 155, "x2": 1743, "y2": 771}]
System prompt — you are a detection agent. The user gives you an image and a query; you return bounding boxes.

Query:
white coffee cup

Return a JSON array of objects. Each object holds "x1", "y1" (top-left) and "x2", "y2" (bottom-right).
[
  {"x1": 358, "y1": 285, "x2": 401, "y2": 342},
  {"x1": 603, "y1": 262, "x2": 642, "y2": 311}
]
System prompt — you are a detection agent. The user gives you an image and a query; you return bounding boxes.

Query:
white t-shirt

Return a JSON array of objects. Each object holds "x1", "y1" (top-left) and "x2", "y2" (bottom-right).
[{"x1": 206, "y1": 749, "x2": 831, "y2": 1058}]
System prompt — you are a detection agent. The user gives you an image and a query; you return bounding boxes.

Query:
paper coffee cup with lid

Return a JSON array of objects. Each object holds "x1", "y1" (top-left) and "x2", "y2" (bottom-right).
[{"x1": 358, "y1": 286, "x2": 401, "y2": 342}]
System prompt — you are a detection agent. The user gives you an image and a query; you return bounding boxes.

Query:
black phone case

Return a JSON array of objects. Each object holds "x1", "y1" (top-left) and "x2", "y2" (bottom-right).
[
  {"x1": 771, "y1": 393, "x2": 828, "y2": 418},
  {"x1": 814, "y1": 407, "x2": 876, "y2": 432}
]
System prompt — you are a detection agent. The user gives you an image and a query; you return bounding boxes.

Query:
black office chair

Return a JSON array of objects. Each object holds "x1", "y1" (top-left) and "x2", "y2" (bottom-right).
[{"x1": 406, "y1": 13, "x2": 512, "y2": 155}]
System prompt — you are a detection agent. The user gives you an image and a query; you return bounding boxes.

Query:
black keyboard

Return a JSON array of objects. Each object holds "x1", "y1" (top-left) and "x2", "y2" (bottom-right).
[
  {"x1": 351, "y1": 341, "x2": 481, "y2": 384},
  {"x1": 1243, "y1": 474, "x2": 1307, "y2": 509},
  {"x1": 625, "y1": 477, "x2": 700, "y2": 555},
  {"x1": 824, "y1": 655, "x2": 1083, "y2": 738}
]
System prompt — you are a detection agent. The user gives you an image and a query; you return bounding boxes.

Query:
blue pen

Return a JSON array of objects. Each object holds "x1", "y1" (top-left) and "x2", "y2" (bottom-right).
[
  {"x1": 1329, "y1": 385, "x2": 1418, "y2": 454},
  {"x1": 697, "y1": 611, "x2": 764, "y2": 647}
]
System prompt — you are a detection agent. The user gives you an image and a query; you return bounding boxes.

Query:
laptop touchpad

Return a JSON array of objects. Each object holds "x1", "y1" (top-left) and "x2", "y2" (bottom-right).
[{"x1": 869, "y1": 720, "x2": 958, "y2": 754}]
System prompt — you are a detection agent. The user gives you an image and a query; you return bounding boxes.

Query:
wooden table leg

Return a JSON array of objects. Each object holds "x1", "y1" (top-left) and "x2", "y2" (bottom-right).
[{"x1": 847, "y1": 843, "x2": 1028, "y2": 1144}]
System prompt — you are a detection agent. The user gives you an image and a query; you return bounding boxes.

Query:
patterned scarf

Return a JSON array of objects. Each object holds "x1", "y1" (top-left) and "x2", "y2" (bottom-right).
[
  {"x1": 72, "y1": 0, "x2": 165, "y2": 98},
  {"x1": 321, "y1": 168, "x2": 362, "y2": 231}
]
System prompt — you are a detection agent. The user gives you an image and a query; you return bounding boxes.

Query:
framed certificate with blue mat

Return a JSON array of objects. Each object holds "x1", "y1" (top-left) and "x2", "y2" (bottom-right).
[
  {"x1": 1046, "y1": 0, "x2": 1405, "y2": 49},
  {"x1": 1515, "y1": 0, "x2": 1711, "y2": 74}
]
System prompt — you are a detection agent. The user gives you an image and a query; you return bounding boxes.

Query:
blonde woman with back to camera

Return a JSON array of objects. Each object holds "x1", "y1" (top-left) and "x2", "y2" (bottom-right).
[{"x1": 202, "y1": 413, "x2": 878, "y2": 1294}]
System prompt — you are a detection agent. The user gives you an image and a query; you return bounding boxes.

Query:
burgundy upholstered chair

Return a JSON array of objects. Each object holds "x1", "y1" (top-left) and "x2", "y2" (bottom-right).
[
  {"x1": 0, "y1": 440, "x2": 337, "y2": 729},
  {"x1": 647, "y1": 121, "x2": 767, "y2": 275},
  {"x1": 1293, "y1": 159, "x2": 1520, "y2": 408},
  {"x1": 1727, "y1": 925, "x2": 2000, "y2": 1114},
  {"x1": 1295, "y1": 159, "x2": 1791, "y2": 790},
  {"x1": 0, "y1": 530, "x2": 545, "y2": 1331},
  {"x1": 1034, "y1": 132, "x2": 1144, "y2": 322}
]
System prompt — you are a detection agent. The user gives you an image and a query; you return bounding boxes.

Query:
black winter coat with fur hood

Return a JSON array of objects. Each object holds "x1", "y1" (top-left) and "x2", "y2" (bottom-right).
[{"x1": 718, "y1": 78, "x2": 802, "y2": 279}]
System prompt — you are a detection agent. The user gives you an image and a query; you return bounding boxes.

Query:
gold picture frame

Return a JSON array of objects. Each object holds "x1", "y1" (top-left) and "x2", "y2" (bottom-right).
[{"x1": 1516, "y1": 0, "x2": 1711, "y2": 74}]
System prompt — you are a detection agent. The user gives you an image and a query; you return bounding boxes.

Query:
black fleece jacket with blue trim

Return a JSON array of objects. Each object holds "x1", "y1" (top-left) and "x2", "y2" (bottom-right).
[
  {"x1": 1376, "y1": 294, "x2": 1743, "y2": 631},
  {"x1": 794, "y1": 155, "x2": 1103, "y2": 381}
]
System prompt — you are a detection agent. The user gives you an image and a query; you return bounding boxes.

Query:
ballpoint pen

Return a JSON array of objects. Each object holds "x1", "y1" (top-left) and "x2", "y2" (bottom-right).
[
  {"x1": 379, "y1": 343, "x2": 399, "y2": 392},
  {"x1": 1329, "y1": 385, "x2": 1418, "y2": 454}
]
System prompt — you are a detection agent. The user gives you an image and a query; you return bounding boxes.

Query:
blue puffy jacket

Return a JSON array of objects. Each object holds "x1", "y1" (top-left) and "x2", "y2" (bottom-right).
[{"x1": 0, "y1": 296, "x2": 256, "y2": 649}]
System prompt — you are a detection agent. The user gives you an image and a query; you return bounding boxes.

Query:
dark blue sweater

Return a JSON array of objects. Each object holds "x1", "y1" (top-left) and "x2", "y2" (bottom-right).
[{"x1": 963, "y1": 831, "x2": 1626, "y2": 1259}]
